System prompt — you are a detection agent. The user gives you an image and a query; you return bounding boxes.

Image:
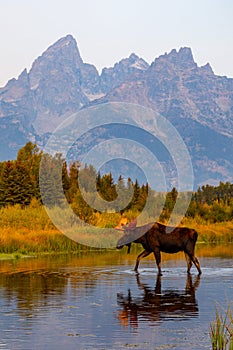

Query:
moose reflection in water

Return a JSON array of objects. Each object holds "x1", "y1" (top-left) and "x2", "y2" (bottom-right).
[
  {"x1": 116, "y1": 222, "x2": 202, "y2": 275},
  {"x1": 117, "y1": 273, "x2": 200, "y2": 328}
]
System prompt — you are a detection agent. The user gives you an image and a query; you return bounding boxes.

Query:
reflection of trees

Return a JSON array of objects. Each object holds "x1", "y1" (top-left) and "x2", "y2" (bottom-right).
[
  {"x1": 0, "y1": 267, "x2": 99, "y2": 320},
  {"x1": 117, "y1": 274, "x2": 200, "y2": 328},
  {"x1": 0, "y1": 272, "x2": 67, "y2": 317},
  {"x1": 0, "y1": 250, "x2": 124, "y2": 322}
]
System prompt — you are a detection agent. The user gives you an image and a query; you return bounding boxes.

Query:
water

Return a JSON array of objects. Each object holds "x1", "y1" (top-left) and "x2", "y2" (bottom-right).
[{"x1": 0, "y1": 247, "x2": 232, "y2": 350}]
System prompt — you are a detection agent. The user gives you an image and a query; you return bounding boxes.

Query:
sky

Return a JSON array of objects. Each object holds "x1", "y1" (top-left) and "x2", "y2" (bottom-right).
[{"x1": 0, "y1": 0, "x2": 233, "y2": 87}]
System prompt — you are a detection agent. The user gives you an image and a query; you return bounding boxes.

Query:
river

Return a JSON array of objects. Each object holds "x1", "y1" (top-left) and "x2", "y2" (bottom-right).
[{"x1": 0, "y1": 245, "x2": 232, "y2": 349}]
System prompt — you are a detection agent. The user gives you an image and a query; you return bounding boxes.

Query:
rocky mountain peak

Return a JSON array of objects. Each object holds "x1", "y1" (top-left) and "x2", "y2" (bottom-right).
[
  {"x1": 128, "y1": 53, "x2": 149, "y2": 70},
  {"x1": 176, "y1": 47, "x2": 195, "y2": 66},
  {"x1": 0, "y1": 35, "x2": 233, "y2": 186},
  {"x1": 199, "y1": 62, "x2": 214, "y2": 75},
  {"x1": 29, "y1": 35, "x2": 83, "y2": 88},
  {"x1": 18, "y1": 68, "x2": 28, "y2": 81},
  {"x1": 100, "y1": 53, "x2": 149, "y2": 93},
  {"x1": 114, "y1": 53, "x2": 149, "y2": 70},
  {"x1": 24, "y1": 35, "x2": 91, "y2": 134},
  {"x1": 151, "y1": 47, "x2": 197, "y2": 72},
  {"x1": 167, "y1": 47, "x2": 196, "y2": 68},
  {"x1": 129, "y1": 53, "x2": 139, "y2": 61},
  {"x1": 0, "y1": 68, "x2": 30, "y2": 103},
  {"x1": 38, "y1": 34, "x2": 82, "y2": 63}
]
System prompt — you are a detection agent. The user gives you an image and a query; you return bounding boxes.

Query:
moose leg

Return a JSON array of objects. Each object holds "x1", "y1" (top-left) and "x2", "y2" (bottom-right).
[
  {"x1": 191, "y1": 256, "x2": 202, "y2": 275},
  {"x1": 134, "y1": 250, "x2": 151, "y2": 273},
  {"x1": 185, "y1": 252, "x2": 193, "y2": 274},
  {"x1": 153, "y1": 249, "x2": 162, "y2": 276},
  {"x1": 186, "y1": 252, "x2": 202, "y2": 274},
  {"x1": 126, "y1": 243, "x2": 131, "y2": 254}
]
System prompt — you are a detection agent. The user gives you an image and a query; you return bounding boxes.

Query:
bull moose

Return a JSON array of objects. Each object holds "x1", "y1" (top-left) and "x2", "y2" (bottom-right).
[{"x1": 116, "y1": 222, "x2": 202, "y2": 275}]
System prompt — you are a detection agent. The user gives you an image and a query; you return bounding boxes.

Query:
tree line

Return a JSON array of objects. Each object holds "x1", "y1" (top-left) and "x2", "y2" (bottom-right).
[
  {"x1": 186, "y1": 182, "x2": 233, "y2": 222},
  {"x1": 0, "y1": 142, "x2": 233, "y2": 224},
  {"x1": 0, "y1": 142, "x2": 154, "y2": 218}
]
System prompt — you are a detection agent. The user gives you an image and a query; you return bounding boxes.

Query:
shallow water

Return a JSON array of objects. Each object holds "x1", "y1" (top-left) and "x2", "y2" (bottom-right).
[{"x1": 0, "y1": 247, "x2": 232, "y2": 350}]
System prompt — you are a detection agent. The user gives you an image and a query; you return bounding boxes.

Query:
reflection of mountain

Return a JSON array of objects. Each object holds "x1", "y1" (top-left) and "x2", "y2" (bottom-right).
[{"x1": 117, "y1": 274, "x2": 200, "y2": 327}]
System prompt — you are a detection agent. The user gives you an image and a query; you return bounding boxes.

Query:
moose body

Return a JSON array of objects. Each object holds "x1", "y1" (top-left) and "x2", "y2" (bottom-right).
[{"x1": 116, "y1": 222, "x2": 202, "y2": 275}]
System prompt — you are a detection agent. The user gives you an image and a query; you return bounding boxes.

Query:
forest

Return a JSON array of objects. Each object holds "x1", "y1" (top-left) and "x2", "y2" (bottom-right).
[{"x1": 0, "y1": 141, "x2": 233, "y2": 226}]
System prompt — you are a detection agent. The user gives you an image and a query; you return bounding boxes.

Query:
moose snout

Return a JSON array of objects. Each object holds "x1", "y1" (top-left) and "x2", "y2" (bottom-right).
[{"x1": 116, "y1": 244, "x2": 124, "y2": 250}]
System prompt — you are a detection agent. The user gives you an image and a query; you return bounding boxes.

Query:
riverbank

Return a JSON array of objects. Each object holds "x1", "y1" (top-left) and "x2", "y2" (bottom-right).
[{"x1": 1, "y1": 204, "x2": 233, "y2": 258}]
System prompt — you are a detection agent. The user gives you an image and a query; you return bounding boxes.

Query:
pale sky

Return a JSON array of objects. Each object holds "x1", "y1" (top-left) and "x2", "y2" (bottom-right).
[{"x1": 0, "y1": 0, "x2": 233, "y2": 87}]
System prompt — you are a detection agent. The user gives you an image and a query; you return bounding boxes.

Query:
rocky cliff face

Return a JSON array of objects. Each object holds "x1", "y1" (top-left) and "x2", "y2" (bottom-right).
[
  {"x1": 99, "y1": 53, "x2": 149, "y2": 93},
  {"x1": 101, "y1": 47, "x2": 233, "y2": 137},
  {"x1": 29, "y1": 35, "x2": 90, "y2": 134},
  {"x1": 98, "y1": 47, "x2": 233, "y2": 186},
  {"x1": 0, "y1": 35, "x2": 232, "y2": 186}
]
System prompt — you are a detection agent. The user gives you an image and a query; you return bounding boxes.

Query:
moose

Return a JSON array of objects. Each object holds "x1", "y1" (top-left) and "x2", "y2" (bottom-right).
[{"x1": 116, "y1": 222, "x2": 202, "y2": 275}]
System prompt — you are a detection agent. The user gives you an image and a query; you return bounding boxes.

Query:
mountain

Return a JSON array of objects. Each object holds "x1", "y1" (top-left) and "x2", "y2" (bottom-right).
[
  {"x1": 100, "y1": 53, "x2": 149, "y2": 93},
  {"x1": 0, "y1": 34, "x2": 232, "y2": 187},
  {"x1": 99, "y1": 47, "x2": 233, "y2": 136},
  {"x1": 96, "y1": 47, "x2": 233, "y2": 186}
]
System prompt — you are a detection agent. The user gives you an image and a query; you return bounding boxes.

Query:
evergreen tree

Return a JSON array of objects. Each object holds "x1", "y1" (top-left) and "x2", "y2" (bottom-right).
[
  {"x1": 17, "y1": 142, "x2": 42, "y2": 200},
  {"x1": 39, "y1": 153, "x2": 65, "y2": 207},
  {"x1": 66, "y1": 161, "x2": 80, "y2": 202},
  {"x1": 62, "y1": 161, "x2": 70, "y2": 193},
  {"x1": 98, "y1": 172, "x2": 117, "y2": 202},
  {"x1": 115, "y1": 175, "x2": 129, "y2": 213},
  {"x1": 130, "y1": 179, "x2": 141, "y2": 210},
  {"x1": 0, "y1": 160, "x2": 33, "y2": 207}
]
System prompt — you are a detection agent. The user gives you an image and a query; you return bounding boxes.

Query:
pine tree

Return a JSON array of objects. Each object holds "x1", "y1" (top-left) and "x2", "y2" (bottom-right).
[
  {"x1": 99, "y1": 172, "x2": 117, "y2": 202},
  {"x1": 39, "y1": 153, "x2": 65, "y2": 207},
  {"x1": 16, "y1": 142, "x2": 42, "y2": 200},
  {"x1": 0, "y1": 160, "x2": 33, "y2": 207}
]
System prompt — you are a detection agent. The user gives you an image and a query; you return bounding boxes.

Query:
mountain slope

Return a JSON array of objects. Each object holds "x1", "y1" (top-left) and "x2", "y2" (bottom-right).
[
  {"x1": 99, "y1": 47, "x2": 233, "y2": 137},
  {"x1": 0, "y1": 35, "x2": 232, "y2": 187}
]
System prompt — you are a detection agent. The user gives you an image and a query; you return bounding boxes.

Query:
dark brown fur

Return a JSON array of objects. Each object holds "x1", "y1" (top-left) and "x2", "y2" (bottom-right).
[{"x1": 116, "y1": 222, "x2": 202, "y2": 275}]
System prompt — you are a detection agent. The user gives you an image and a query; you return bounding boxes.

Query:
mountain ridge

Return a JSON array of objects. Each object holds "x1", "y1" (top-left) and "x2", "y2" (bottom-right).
[{"x1": 0, "y1": 34, "x2": 232, "y2": 187}]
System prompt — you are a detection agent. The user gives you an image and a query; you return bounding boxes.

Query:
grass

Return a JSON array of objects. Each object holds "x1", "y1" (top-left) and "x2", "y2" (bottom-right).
[
  {"x1": 0, "y1": 204, "x2": 89, "y2": 255},
  {"x1": 0, "y1": 204, "x2": 233, "y2": 257},
  {"x1": 0, "y1": 227, "x2": 84, "y2": 255},
  {"x1": 210, "y1": 303, "x2": 233, "y2": 350},
  {"x1": 0, "y1": 253, "x2": 23, "y2": 260},
  {"x1": 0, "y1": 204, "x2": 124, "y2": 255},
  {"x1": 182, "y1": 218, "x2": 233, "y2": 243}
]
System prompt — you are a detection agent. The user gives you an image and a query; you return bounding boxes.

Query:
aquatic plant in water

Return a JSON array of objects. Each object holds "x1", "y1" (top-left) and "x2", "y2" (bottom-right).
[{"x1": 210, "y1": 303, "x2": 233, "y2": 350}]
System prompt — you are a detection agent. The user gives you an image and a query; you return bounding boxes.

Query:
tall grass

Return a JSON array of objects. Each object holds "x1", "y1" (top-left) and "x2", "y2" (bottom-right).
[
  {"x1": 0, "y1": 203, "x2": 124, "y2": 254},
  {"x1": 182, "y1": 217, "x2": 233, "y2": 243},
  {"x1": 0, "y1": 203, "x2": 233, "y2": 255},
  {"x1": 210, "y1": 303, "x2": 233, "y2": 350},
  {"x1": 0, "y1": 227, "x2": 82, "y2": 254},
  {"x1": 0, "y1": 203, "x2": 87, "y2": 254},
  {"x1": 0, "y1": 201, "x2": 54, "y2": 231}
]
